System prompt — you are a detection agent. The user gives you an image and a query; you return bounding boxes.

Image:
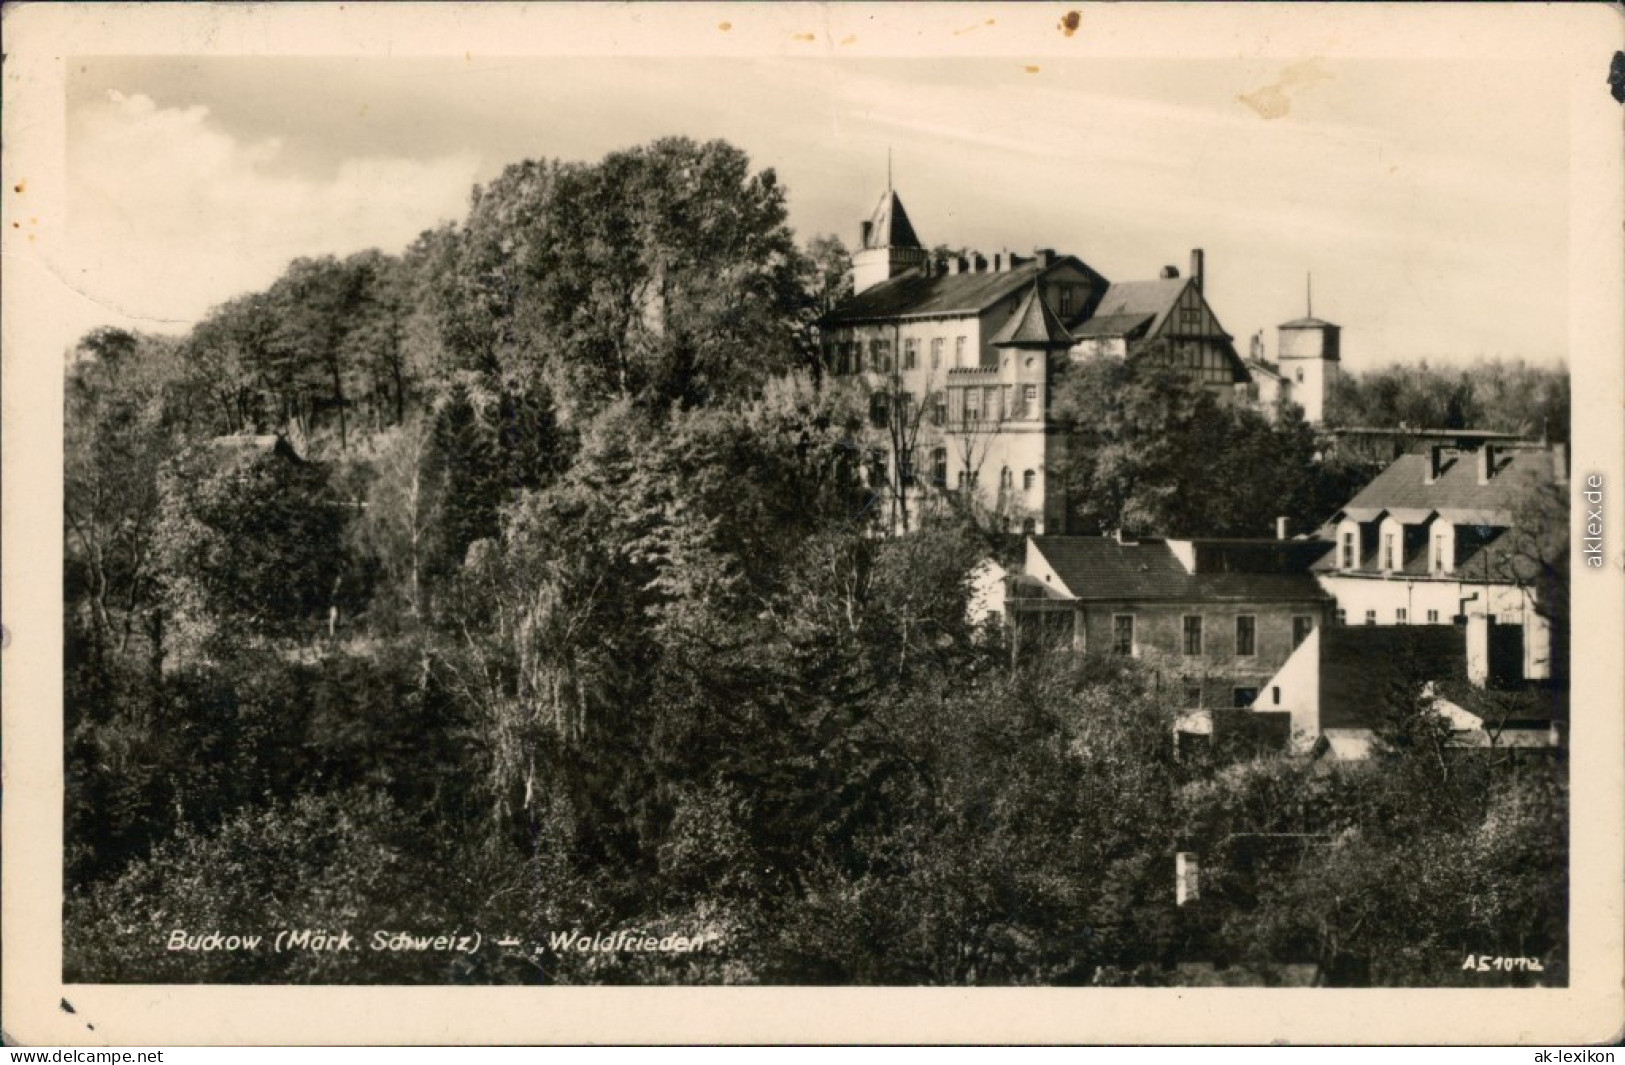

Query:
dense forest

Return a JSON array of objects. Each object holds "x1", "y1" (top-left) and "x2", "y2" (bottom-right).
[{"x1": 63, "y1": 137, "x2": 1567, "y2": 985}]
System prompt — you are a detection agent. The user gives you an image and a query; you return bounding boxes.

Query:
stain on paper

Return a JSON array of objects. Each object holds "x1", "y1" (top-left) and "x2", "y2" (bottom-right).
[
  {"x1": 1238, "y1": 59, "x2": 1333, "y2": 120},
  {"x1": 1059, "y1": 11, "x2": 1081, "y2": 37}
]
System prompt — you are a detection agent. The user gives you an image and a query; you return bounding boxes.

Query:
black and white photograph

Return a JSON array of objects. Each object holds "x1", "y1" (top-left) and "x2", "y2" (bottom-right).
[{"x1": 4, "y1": 1, "x2": 1622, "y2": 1046}]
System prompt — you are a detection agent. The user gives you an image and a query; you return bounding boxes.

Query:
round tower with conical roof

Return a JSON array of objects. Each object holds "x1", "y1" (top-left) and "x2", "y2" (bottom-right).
[{"x1": 1276, "y1": 277, "x2": 1341, "y2": 424}]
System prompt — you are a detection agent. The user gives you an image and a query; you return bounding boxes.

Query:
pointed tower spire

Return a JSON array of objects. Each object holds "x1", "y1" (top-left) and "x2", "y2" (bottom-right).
[{"x1": 991, "y1": 279, "x2": 1076, "y2": 349}]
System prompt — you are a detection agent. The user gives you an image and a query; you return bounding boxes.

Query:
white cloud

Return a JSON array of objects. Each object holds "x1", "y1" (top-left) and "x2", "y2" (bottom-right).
[{"x1": 61, "y1": 90, "x2": 482, "y2": 348}]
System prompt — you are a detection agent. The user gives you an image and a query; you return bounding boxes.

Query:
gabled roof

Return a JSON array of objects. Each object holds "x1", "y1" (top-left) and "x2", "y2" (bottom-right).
[
  {"x1": 1069, "y1": 312, "x2": 1156, "y2": 340},
  {"x1": 990, "y1": 282, "x2": 1076, "y2": 348},
  {"x1": 1330, "y1": 448, "x2": 1552, "y2": 526},
  {"x1": 1029, "y1": 536, "x2": 1328, "y2": 603},
  {"x1": 861, "y1": 190, "x2": 922, "y2": 251},
  {"x1": 1243, "y1": 358, "x2": 1288, "y2": 383}
]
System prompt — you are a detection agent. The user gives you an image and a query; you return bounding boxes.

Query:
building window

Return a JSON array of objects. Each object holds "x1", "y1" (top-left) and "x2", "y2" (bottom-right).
[
  {"x1": 873, "y1": 340, "x2": 892, "y2": 374},
  {"x1": 963, "y1": 388, "x2": 981, "y2": 422},
  {"x1": 930, "y1": 337, "x2": 943, "y2": 369},
  {"x1": 1427, "y1": 609, "x2": 1440, "y2": 623},
  {"x1": 1383, "y1": 532, "x2": 1397, "y2": 570},
  {"x1": 956, "y1": 469, "x2": 979, "y2": 491},
  {"x1": 931, "y1": 448, "x2": 948, "y2": 488},
  {"x1": 1364, "y1": 610, "x2": 1377, "y2": 626},
  {"x1": 999, "y1": 466, "x2": 1013, "y2": 490},
  {"x1": 1432, "y1": 533, "x2": 1447, "y2": 574},
  {"x1": 1235, "y1": 615, "x2": 1256, "y2": 657},
  {"x1": 1113, "y1": 615, "x2": 1135, "y2": 656},
  {"x1": 1340, "y1": 531, "x2": 1355, "y2": 570},
  {"x1": 1059, "y1": 286, "x2": 1074, "y2": 317},
  {"x1": 1184, "y1": 679, "x2": 1202, "y2": 708},
  {"x1": 903, "y1": 338, "x2": 918, "y2": 370},
  {"x1": 1183, "y1": 615, "x2": 1204, "y2": 656},
  {"x1": 1233, "y1": 686, "x2": 1259, "y2": 709},
  {"x1": 931, "y1": 393, "x2": 947, "y2": 427},
  {"x1": 868, "y1": 449, "x2": 888, "y2": 489},
  {"x1": 1396, "y1": 608, "x2": 1408, "y2": 624},
  {"x1": 1295, "y1": 368, "x2": 1305, "y2": 384},
  {"x1": 854, "y1": 341, "x2": 867, "y2": 374},
  {"x1": 1335, "y1": 608, "x2": 1347, "y2": 626},
  {"x1": 1022, "y1": 384, "x2": 1038, "y2": 418},
  {"x1": 900, "y1": 448, "x2": 916, "y2": 487},
  {"x1": 1292, "y1": 616, "x2": 1314, "y2": 649},
  {"x1": 870, "y1": 392, "x2": 890, "y2": 428},
  {"x1": 1023, "y1": 469, "x2": 1036, "y2": 492},
  {"x1": 1022, "y1": 517, "x2": 1037, "y2": 535},
  {"x1": 955, "y1": 336, "x2": 967, "y2": 368}
]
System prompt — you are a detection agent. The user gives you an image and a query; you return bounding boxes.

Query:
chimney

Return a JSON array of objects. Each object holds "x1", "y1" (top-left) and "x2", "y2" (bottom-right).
[
  {"x1": 1275, "y1": 516, "x2": 1289, "y2": 541},
  {"x1": 1466, "y1": 614, "x2": 1490, "y2": 688},
  {"x1": 1191, "y1": 248, "x2": 1205, "y2": 292},
  {"x1": 973, "y1": 253, "x2": 987, "y2": 273},
  {"x1": 950, "y1": 256, "x2": 967, "y2": 276},
  {"x1": 1175, "y1": 852, "x2": 1200, "y2": 906},
  {"x1": 860, "y1": 220, "x2": 874, "y2": 248},
  {"x1": 1160, "y1": 265, "x2": 1180, "y2": 279},
  {"x1": 1476, "y1": 444, "x2": 1496, "y2": 485},
  {"x1": 1035, "y1": 248, "x2": 1056, "y2": 267}
]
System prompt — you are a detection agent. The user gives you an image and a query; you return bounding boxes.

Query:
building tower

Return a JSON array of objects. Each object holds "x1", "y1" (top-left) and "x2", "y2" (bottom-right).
[
  {"x1": 1276, "y1": 276, "x2": 1341, "y2": 424},
  {"x1": 989, "y1": 280, "x2": 1076, "y2": 534},
  {"x1": 852, "y1": 184, "x2": 928, "y2": 294}
]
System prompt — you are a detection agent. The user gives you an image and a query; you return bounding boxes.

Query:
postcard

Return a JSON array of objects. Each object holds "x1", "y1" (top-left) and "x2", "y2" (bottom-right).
[{"x1": 3, "y1": 1, "x2": 1622, "y2": 1046}]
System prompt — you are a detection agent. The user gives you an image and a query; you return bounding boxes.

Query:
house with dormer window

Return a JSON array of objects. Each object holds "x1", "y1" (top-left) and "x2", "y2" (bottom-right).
[{"x1": 1311, "y1": 440, "x2": 1564, "y2": 680}]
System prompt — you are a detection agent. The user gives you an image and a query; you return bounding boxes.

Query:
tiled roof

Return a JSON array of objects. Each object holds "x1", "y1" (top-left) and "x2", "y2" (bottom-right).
[
  {"x1": 862, "y1": 190, "x2": 922, "y2": 251},
  {"x1": 1087, "y1": 278, "x2": 1190, "y2": 338},
  {"x1": 1030, "y1": 536, "x2": 1328, "y2": 603},
  {"x1": 1243, "y1": 358, "x2": 1287, "y2": 383},
  {"x1": 1332, "y1": 448, "x2": 1553, "y2": 525},
  {"x1": 990, "y1": 281, "x2": 1076, "y2": 347},
  {"x1": 1317, "y1": 626, "x2": 1466, "y2": 730},
  {"x1": 1069, "y1": 312, "x2": 1155, "y2": 340}
]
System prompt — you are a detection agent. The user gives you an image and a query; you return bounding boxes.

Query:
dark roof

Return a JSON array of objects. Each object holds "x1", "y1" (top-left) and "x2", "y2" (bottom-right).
[
  {"x1": 822, "y1": 260, "x2": 1046, "y2": 324},
  {"x1": 1029, "y1": 536, "x2": 1329, "y2": 603},
  {"x1": 1087, "y1": 279, "x2": 1189, "y2": 337},
  {"x1": 1069, "y1": 312, "x2": 1155, "y2": 340},
  {"x1": 1318, "y1": 626, "x2": 1466, "y2": 730},
  {"x1": 990, "y1": 282, "x2": 1075, "y2": 348},
  {"x1": 862, "y1": 190, "x2": 922, "y2": 251},
  {"x1": 1243, "y1": 358, "x2": 1287, "y2": 383},
  {"x1": 1279, "y1": 316, "x2": 1339, "y2": 329},
  {"x1": 1332, "y1": 447, "x2": 1553, "y2": 526}
]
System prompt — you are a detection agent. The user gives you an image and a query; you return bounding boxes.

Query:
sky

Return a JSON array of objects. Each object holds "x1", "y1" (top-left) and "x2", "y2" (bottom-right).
[{"x1": 61, "y1": 49, "x2": 1573, "y2": 371}]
